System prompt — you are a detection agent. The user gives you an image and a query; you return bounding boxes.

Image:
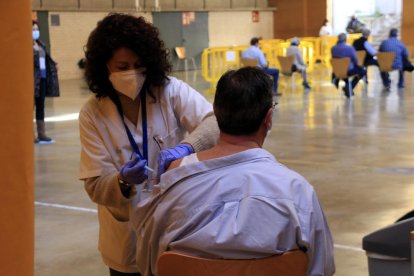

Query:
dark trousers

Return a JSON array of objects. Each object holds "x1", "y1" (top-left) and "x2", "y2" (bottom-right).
[
  {"x1": 109, "y1": 268, "x2": 141, "y2": 276},
  {"x1": 264, "y1": 67, "x2": 280, "y2": 93},
  {"x1": 380, "y1": 70, "x2": 404, "y2": 88},
  {"x1": 35, "y1": 78, "x2": 47, "y2": 121},
  {"x1": 339, "y1": 67, "x2": 366, "y2": 96}
]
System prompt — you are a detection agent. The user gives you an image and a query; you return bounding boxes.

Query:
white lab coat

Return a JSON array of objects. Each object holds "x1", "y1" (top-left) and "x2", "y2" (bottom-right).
[{"x1": 79, "y1": 76, "x2": 214, "y2": 272}]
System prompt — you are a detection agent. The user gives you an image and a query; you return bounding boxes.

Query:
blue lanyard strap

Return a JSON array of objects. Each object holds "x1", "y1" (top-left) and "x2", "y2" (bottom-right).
[{"x1": 111, "y1": 91, "x2": 148, "y2": 162}]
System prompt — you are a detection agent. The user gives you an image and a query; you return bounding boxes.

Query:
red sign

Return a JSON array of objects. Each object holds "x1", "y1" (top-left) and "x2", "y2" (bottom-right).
[{"x1": 252, "y1": 11, "x2": 259, "y2": 23}]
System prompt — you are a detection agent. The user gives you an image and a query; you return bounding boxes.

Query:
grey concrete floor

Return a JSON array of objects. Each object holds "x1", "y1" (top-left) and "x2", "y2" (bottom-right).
[{"x1": 35, "y1": 66, "x2": 414, "y2": 275}]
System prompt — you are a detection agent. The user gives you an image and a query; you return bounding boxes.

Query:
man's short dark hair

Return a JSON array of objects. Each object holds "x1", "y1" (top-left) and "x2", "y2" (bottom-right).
[
  {"x1": 389, "y1": 28, "x2": 398, "y2": 37},
  {"x1": 214, "y1": 67, "x2": 273, "y2": 135},
  {"x1": 250, "y1": 37, "x2": 259, "y2": 45}
]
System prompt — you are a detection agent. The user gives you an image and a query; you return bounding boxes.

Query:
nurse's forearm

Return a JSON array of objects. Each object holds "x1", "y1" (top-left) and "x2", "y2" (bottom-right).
[
  {"x1": 84, "y1": 173, "x2": 132, "y2": 208},
  {"x1": 182, "y1": 114, "x2": 219, "y2": 152}
]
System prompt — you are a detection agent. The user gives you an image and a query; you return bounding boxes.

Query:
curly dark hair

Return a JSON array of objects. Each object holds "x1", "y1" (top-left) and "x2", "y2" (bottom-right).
[{"x1": 84, "y1": 13, "x2": 171, "y2": 98}]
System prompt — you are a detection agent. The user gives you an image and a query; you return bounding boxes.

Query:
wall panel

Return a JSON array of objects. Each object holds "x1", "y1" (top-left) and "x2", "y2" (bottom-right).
[
  {"x1": 41, "y1": 0, "x2": 78, "y2": 9},
  {"x1": 272, "y1": 0, "x2": 326, "y2": 39},
  {"x1": 81, "y1": 0, "x2": 113, "y2": 10},
  {"x1": 205, "y1": 0, "x2": 231, "y2": 9},
  {"x1": 0, "y1": 1, "x2": 34, "y2": 275},
  {"x1": 402, "y1": 0, "x2": 414, "y2": 45},
  {"x1": 176, "y1": 0, "x2": 204, "y2": 10}
]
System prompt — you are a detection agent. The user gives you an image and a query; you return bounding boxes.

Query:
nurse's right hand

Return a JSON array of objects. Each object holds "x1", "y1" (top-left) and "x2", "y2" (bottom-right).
[{"x1": 119, "y1": 158, "x2": 148, "y2": 184}]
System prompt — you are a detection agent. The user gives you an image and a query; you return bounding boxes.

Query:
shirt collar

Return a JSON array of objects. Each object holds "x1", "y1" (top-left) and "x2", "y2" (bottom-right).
[{"x1": 158, "y1": 148, "x2": 276, "y2": 194}]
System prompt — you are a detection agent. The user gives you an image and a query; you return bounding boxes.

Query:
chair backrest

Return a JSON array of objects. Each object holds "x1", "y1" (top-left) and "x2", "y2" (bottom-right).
[
  {"x1": 175, "y1": 47, "x2": 186, "y2": 60},
  {"x1": 377, "y1": 52, "x2": 396, "y2": 72},
  {"x1": 356, "y1": 50, "x2": 366, "y2": 67},
  {"x1": 277, "y1": 55, "x2": 295, "y2": 75},
  {"x1": 157, "y1": 250, "x2": 308, "y2": 276},
  {"x1": 241, "y1": 58, "x2": 258, "y2": 67},
  {"x1": 330, "y1": 57, "x2": 350, "y2": 79}
]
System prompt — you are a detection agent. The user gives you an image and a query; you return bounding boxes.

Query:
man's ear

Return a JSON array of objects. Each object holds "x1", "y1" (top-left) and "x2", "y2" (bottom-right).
[{"x1": 264, "y1": 108, "x2": 273, "y2": 130}]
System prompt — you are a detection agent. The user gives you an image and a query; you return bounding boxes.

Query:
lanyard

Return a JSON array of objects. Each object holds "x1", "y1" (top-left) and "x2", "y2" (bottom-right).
[{"x1": 111, "y1": 91, "x2": 148, "y2": 161}]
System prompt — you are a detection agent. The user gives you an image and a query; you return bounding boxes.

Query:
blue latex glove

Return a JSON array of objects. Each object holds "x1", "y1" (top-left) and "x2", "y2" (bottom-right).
[
  {"x1": 157, "y1": 143, "x2": 194, "y2": 177},
  {"x1": 119, "y1": 158, "x2": 148, "y2": 184}
]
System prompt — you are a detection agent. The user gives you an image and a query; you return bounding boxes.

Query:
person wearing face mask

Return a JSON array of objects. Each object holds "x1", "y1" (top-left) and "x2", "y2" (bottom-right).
[
  {"x1": 32, "y1": 20, "x2": 59, "y2": 143},
  {"x1": 78, "y1": 13, "x2": 219, "y2": 276},
  {"x1": 131, "y1": 67, "x2": 335, "y2": 276}
]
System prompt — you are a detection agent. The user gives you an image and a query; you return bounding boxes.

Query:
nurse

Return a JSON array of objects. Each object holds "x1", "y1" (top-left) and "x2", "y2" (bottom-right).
[{"x1": 79, "y1": 13, "x2": 219, "y2": 276}]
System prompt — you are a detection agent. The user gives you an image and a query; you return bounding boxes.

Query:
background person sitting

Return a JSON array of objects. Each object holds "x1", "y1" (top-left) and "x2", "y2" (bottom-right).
[
  {"x1": 379, "y1": 28, "x2": 409, "y2": 89},
  {"x1": 352, "y1": 29, "x2": 378, "y2": 67},
  {"x1": 346, "y1": 15, "x2": 365, "y2": 34},
  {"x1": 286, "y1": 37, "x2": 311, "y2": 89},
  {"x1": 132, "y1": 67, "x2": 335, "y2": 276},
  {"x1": 331, "y1": 33, "x2": 366, "y2": 97},
  {"x1": 241, "y1": 37, "x2": 281, "y2": 96}
]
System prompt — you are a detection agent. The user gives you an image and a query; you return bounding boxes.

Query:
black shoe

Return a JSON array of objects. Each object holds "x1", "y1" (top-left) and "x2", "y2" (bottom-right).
[
  {"x1": 303, "y1": 82, "x2": 311, "y2": 89},
  {"x1": 342, "y1": 87, "x2": 350, "y2": 98},
  {"x1": 342, "y1": 87, "x2": 354, "y2": 98},
  {"x1": 332, "y1": 78, "x2": 339, "y2": 89}
]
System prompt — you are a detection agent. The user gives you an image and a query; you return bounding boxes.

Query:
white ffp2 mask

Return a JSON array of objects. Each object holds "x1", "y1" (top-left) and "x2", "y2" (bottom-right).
[{"x1": 109, "y1": 69, "x2": 146, "y2": 100}]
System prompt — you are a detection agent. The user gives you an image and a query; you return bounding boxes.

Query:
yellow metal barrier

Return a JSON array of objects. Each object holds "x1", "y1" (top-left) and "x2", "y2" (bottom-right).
[
  {"x1": 201, "y1": 46, "x2": 247, "y2": 83},
  {"x1": 201, "y1": 34, "x2": 368, "y2": 84}
]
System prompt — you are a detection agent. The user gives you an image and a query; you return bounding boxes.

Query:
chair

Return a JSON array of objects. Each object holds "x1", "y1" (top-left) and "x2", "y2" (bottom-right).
[
  {"x1": 377, "y1": 52, "x2": 396, "y2": 89},
  {"x1": 157, "y1": 250, "x2": 308, "y2": 276},
  {"x1": 356, "y1": 50, "x2": 367, "y2": 84},
  {"x1": 356, "y1": 50, "x2": 366, "y2": 67},
  {"x1": 175, "y1": 47, "x2": 196, "y2": 71},
  {"x1": 277, "y1": 55, "x2": 295, "y2": 87},
  {"x1": 377, "y1": 52, "x2": 396, "y2": 73},
  {"x1": 330, "y1": 57, "x2": 354, "y2": 97},
  {"x1": 241, "y1": 58, "x2": 258, "y2": 67}
]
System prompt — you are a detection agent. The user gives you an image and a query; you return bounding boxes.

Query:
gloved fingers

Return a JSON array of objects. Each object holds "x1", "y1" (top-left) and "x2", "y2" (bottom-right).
[
  {"x1": 136, "y1": 159, "x2": 148, "y2": 169},
  {"x1": 157, "y1": 150, "x2": 170, "y2": 177},
  {"x1": 125, "y1": 157, "x2": 140, "y2": 168}
]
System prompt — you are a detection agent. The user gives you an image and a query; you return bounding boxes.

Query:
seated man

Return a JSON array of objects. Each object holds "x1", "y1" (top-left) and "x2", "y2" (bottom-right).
[
  {"x1": 353, "y1": 28, "x2": 378, "y2": 67},
  {"x1": 286, "y1": 37, "x2": 311, "y2": 89},
  {"x1": 352, "y1": 29, "x2": 377, "y2": 83},
  {"x1": 242, "y1": 37, "x2": 281, "y2": 96},
  {"x1": 331, "y1": 33, "x2": 366, "y2": 97},
  {"x1": 132, "y1": 67, "x2": 335, "y2": 276},
  {"x1": 379, "y1": 28, "x2": 409, "y2": 89},
  {"x1": 346, "y1": 15, "x2": 365, "y2": 34}
]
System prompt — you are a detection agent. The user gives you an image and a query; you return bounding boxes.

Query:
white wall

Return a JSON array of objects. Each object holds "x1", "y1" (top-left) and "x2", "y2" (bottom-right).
[
  {"x1": 376, "y1": 0, "x2": 402, "y2": 14},
  {"x1": 208, "y1": 11, "x2": 273, "y2": 47}
]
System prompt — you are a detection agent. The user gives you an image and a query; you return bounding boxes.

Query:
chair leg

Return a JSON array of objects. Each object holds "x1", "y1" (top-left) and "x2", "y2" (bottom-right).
[
  {"x1": 190, "y1": 57, "x2": 196, "y2": 70},
  {"x1": 184, "y1": 59, "x2": 188, "y2": 71},
  {"x1": 348, "y1": 79, "x2": 352, "y2": 98},
  {"x1": 176, "y1": 59, "x2": 180, "y2": 71}
]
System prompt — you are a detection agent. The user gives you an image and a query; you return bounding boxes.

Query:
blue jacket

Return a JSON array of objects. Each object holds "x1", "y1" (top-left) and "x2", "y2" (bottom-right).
[
  {"x1": 379, "y1": 37, "x2": 408, "y2": 70},
  {"x1": 331, "y1": 42, "x2": 358, "y2": 71}
]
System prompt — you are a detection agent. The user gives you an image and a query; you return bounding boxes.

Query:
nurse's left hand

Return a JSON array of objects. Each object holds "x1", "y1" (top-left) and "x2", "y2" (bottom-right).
[{"x1": 157, "y1": 143, "x2": 194, "y2": 177}]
